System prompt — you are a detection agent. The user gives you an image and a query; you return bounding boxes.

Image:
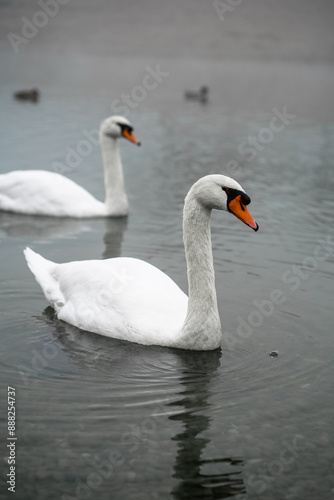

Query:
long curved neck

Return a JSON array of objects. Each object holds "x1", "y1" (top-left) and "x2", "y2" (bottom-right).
[
  {"x1": 100, "y1": 133, "x2": 128, "y2": 216},
  {"x1": 180, "y1": 192, "x2": 222, "y2": 350}
]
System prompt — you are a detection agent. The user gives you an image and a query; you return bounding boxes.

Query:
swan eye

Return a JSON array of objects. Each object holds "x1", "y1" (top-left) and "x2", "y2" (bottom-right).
[
  {"x1": 222, "y1": 187, "x2": 229, "y2": 193},
  {"x1": 118, "y1": 123, "x2": 133, "y2": 134}
]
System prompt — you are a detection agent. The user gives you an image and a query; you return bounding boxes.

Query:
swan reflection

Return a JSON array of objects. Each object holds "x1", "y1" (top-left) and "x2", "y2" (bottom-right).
[
  {"x1": 0, "y1": 212, "x2": 91, "y2": 240},
  {"x1": 0, "y1": 213, "x2": 128, "y2": 259},
  {"x1": 38, "y1": 311, "x2": 246, "y2": 499},
  {"x1": 168, "y1": 350, "x2": 246, "y2": 499},
  {"x1": 101, "y1": 216, "x2": 128, "y2": 259}
]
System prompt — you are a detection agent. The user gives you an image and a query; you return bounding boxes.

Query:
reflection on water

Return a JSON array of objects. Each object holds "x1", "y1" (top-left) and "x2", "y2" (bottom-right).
[
  {"x1": 28, "y1": 309, "x2": 246, "y2": 499},
  {"x1": 102, "y1": 216, "x2": 128, "y2": 259},
  {"x1": 0, "y1": 211, "x2": 91, "y2": 239},
  {"x1": 0, "y1": 212, "x2": 128, "y2": 259},
  {"x1": 168, "y1": 351, "x2": 245, "y2": 499}
]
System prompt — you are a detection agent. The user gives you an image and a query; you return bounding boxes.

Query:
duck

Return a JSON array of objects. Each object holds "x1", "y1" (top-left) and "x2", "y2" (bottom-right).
[
  {"x1": 184, "y1": 86, "x2": 209, "y2": 103},
  {"x1": 0, "y1": 116, "x2": 140, "y2": 217},
  {"x1": 24, "y1": 174, "x2": 258, "y2": 351},
  {"x1": 14, "y1": 88, "x2": 40, "y2": 102}
]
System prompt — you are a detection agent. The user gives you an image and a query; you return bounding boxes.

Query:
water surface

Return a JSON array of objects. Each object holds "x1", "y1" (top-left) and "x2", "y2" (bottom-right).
[{"x1": 1, "y1": 2, "x2": 334, "y2": 499}]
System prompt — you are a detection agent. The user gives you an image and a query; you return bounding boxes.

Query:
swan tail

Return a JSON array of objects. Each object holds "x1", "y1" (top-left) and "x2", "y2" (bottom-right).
[{"x1": 24, "y1": 247, "x2": 65, "y2": 310}]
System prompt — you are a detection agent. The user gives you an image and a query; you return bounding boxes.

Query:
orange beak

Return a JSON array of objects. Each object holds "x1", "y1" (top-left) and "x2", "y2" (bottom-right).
[
  {"x1": 228, "y1": 195, "x2": 258, "y2": 231},
  {"x1": 122, "y1": 128, "x2": 141, "y2": 146}
]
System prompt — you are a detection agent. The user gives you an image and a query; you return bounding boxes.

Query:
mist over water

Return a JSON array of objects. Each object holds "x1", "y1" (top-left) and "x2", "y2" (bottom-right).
[{"x1": 0, "y1": 1, "x2": 334, "y2": 499}]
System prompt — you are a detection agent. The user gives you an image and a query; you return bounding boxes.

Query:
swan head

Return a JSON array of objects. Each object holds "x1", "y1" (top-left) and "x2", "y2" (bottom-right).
[
  {"x1": 189, "y1": 174, "x2": 258, "y2": 231},
  {"x1": 100, "y1": 115, "x2": 141, "y2": 146}
]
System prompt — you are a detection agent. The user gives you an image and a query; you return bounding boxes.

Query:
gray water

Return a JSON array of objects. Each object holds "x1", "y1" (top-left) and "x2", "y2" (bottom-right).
[{"x1": 1, "y1": 1, "x2": 334, "y2": 499}]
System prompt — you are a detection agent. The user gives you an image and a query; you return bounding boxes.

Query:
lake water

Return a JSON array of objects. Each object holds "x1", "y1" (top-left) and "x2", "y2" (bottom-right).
[{"x1": 1, "y1": 1, "x2": 334, "y2": 499}]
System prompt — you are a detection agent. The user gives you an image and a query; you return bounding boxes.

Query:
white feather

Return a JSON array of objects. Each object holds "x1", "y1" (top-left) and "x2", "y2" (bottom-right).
[
  {"x1": 24, "y1": 174, "x2": 257, "y2": 350},
  {"x1": 0, "y1": 116, "x2": 138, "y2": 218}
]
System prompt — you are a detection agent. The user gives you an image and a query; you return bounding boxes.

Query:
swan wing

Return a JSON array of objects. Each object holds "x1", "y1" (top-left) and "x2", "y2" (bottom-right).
[
  {"x1": 24, "y1": 249, "x2": 188, "y2": 346},
  {"x1": 0, "y1": 171, "x2": 105, "y2": 217}
]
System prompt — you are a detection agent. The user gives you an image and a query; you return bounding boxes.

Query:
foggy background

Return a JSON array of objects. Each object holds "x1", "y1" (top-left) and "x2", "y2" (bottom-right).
[{"x1": 1, "y1": 0, "x2": 334, "y2": 61}]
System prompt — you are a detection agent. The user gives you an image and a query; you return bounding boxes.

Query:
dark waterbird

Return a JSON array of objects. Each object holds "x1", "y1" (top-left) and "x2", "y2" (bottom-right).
[
  {"x1": 184, "y1": 86, "x2": 209, "y2": 103},
  {"x1": 13, "y1": 88, "x2": 40, "y2": 102}
]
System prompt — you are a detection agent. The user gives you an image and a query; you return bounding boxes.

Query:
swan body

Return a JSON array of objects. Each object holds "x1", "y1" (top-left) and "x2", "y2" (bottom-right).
[
  {"x1": 0, "y1": 116, "x2": 140, "y2": 218},
  {"x1": 24, "y1": 174, "x2": 258, "y2": 350}
]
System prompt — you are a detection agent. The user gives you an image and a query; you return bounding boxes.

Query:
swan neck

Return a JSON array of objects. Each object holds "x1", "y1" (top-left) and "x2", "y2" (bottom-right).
[
  {"x1": 100, "y1": 133, "x2": 128, "y2": 216},
  {"x1": 181, "y1": 193, "x2": 222, "y2": 349}
]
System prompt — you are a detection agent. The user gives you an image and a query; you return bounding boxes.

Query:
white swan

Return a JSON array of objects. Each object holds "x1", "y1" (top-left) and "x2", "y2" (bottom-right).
[
  {"x1": 24, "y1": 174, "x2": 258, "y2": 350},
  {"x1": 0, "y1": 116, "x2": 140, "y2": 217}
]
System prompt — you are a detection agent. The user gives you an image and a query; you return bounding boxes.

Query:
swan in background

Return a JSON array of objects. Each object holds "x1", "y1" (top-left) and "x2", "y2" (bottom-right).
[
  {"x1": 24, "y1": 174, "x2": 258, "y2": 351},
  {"x1": 0, "y1": 116, "x2": 140, "y2": 218}
]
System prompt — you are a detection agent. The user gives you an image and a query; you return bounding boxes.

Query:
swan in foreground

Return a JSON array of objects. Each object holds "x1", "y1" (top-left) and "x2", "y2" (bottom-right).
[
  {"x1": 0, "y1": 116, "x2": 140, "y2": 217},
  {"x1": 24, "y1": 174, "x2": 258, "y2": 350}
]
